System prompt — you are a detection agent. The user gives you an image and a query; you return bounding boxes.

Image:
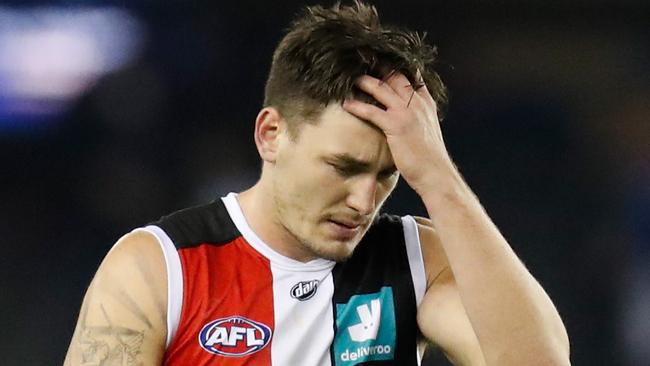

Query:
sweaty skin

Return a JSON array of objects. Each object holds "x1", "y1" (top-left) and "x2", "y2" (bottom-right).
[{"x1": 342, "y1": 73, "x2": 571, "y2": 365}]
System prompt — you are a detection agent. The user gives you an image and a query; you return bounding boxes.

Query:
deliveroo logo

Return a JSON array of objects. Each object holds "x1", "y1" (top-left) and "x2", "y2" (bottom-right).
[{"x1": 334, "y1": 287, "x2": 396, "y2": 365}]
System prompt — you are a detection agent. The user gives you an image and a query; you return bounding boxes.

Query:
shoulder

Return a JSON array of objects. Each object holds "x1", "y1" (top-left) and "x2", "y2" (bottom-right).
[
  {"x1": 93, "y1": 229, "x2": 168, "y2": 328},
  {"x1": 154, "y1": 199, "x2": 240, "y2": 248},
  {"x1": 99, "y1": 229, "x2": 165, "y2": 276},
  {"x1": 361, "y1": 214, "x2": 448, "y2": 284},
  {"x1": 93, "y1": 229, "x2": 167, "y2": 311},
  {"x1": 64, "y1": 230, "x2": 168, "y2": 365},
  {"x1": 106, "y1": 229, "x2": 162, "y2": 262}
]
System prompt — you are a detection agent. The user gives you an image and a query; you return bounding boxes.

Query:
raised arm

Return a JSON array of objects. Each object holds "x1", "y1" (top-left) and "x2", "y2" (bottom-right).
[
  {"x1": 415, "y1": 186, "x2": 569, "y2": 365},
  {"x1": 343, "y1": 73, "x2": 570, "y2": 365},
  {"x1": 64, "y1": 231, "x2": 168, "y2": 365}
]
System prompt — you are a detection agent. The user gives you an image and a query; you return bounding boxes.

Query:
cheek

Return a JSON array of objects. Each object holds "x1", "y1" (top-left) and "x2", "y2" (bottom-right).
[
  {"x1": 376, "y1": 177, "x2": 399, "y2": 202},
  {"x1": 286, "y1": 158, "x2": 346, "y2": 198},
  {"x1": 274, "y1": 160, "x2": 328, "y2": 215}
]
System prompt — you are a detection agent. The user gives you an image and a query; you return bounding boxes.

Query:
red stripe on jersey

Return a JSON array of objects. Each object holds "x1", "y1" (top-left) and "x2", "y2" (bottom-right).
[{"x1": 164, "y1": 236, "x2": 275, "y2": 365}]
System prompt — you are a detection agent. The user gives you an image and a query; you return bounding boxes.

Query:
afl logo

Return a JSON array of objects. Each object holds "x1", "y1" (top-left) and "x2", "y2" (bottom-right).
[
  {"x1": 198, "y1": 316, "x2": 272, "y2": 357},
  {"x1": 290, "y1": 279, "x2": 319, "y2": 301}
]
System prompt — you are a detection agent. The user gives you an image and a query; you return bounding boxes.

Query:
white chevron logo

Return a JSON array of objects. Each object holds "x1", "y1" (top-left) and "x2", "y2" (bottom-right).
[{"x1": 347, "y1": 299, "x2": 381, "y2": 342}]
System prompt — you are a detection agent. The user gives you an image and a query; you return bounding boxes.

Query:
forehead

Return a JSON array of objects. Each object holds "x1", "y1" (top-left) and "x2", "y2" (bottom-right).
[{"x1": 295, "y1": 103, "x2": 392, "y2": 165}]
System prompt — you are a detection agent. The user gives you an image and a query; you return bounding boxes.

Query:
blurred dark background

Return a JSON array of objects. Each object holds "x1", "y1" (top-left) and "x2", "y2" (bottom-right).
[{"x1": 1, "y1": 1, "x2": 648, "y2": 365}]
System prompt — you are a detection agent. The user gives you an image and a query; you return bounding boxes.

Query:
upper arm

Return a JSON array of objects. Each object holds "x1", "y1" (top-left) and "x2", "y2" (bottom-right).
[
  {"x1": 414, "y1": 217, "x2": 487, "y2": 366},
  {"x1": 64, "y1": 230, "x2": 168, "y2": 366}
]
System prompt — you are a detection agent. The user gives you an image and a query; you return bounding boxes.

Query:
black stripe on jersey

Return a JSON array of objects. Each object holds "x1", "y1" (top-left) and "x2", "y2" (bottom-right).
[
  {"x1": 152, "y1": 199, "x2": 240, "y2": 249},
  {"x1": 330, "y1": 213, "x2": 419, "y2": 365}
]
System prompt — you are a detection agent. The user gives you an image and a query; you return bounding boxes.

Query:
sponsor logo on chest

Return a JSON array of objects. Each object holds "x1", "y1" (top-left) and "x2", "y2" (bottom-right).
[
  {"x1": 290, "y1": 279, "x2": 319, "y2": 301},
  {"x1": 333, "y1": 286, "x2": 397, "y2": 365},
  {"x1": 198, "y1": 316, "x2": 272, "y2": 357}
]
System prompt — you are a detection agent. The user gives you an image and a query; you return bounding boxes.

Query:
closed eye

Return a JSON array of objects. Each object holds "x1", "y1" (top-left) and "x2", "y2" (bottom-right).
[
  {"x1": 378, "y1": 168, "x2": 398, "y2": 180},
  {"x1": 328, "y1": 162, "x2": 358, "y2": 177}
]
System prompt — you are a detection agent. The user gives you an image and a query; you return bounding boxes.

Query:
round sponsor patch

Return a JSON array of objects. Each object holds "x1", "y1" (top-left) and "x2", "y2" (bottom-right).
[{"x1": 198, "y1": 316, "x2": 272, "y2": 357}]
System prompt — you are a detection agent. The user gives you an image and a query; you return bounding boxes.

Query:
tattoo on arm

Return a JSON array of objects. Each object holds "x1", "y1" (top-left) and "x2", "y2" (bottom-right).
[
  {"x1": 75, "y1": 304, "x2": 145, "y2": 366},
  {"x1": 69, "y1": 237, "x2": 167, "y2": 365},
  {"x1": 106, "y1": 288, "x2": 154, "y2": 330},
  {"x1": 73, "y1": 265, "x2": 164, "y2": 365}
]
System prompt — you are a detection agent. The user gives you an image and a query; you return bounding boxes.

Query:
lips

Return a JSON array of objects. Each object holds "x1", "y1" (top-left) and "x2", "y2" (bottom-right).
[
  {"x1": 325, "y1": 217, "x2": 368, "y2": 240},
  {"x1": 328, "y1": 219, "x2": 364, "y2": 229}
]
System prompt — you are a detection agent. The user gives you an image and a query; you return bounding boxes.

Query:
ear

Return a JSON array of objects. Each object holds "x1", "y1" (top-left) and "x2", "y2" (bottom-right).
[{"x1": 254, "y1": 107, "x2": 285, "y2": 163}]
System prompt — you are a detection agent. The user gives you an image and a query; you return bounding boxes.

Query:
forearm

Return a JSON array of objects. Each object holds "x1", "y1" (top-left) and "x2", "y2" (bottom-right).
[
  {"x1": 420, "y1": 170, "x2": 570, "y2": 365},
  {"x1": 341, "y1": 69, "x2": 570, "y2": 364}
]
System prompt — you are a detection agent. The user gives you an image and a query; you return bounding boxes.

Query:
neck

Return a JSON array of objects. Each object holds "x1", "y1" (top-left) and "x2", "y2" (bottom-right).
[{"x1": 237, "y1": 181, "x2": 318, "y2": 263}]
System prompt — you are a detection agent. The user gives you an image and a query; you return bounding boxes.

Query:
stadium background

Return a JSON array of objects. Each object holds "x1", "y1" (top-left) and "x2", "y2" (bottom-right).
[{"x1": 1, "y1": 0, "x2": 648, "y2": 365}]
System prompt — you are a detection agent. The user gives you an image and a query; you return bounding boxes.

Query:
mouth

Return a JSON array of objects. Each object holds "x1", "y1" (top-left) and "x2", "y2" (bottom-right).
[
  {"x1": 326, "y1": 219, "x2": 365, "y2": 239},
  {"x1": 329, "y1": 219, "x2": 362, "y2": 229}
]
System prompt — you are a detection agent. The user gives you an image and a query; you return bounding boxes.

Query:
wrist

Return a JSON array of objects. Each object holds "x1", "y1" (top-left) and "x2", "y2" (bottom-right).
[
  {"x1": 416, "y1": 168, "x2": 477, "y2": 215},
  {"x1": 412, "y1": 156, "x2": 463, "y2": 195}
]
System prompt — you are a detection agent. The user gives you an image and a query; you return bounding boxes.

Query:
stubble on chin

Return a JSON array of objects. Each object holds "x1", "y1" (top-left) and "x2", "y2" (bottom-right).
[
  {"x1": 301, "y1": 227, "x2": 369, "y2": 262},
  {"x1": 302, "y1": 240, "x2": 355, "y2": 262}
]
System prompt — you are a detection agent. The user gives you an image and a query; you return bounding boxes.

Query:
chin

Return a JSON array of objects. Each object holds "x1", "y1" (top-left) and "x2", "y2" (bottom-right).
[{"x1": 305, "y1": 239, "x2": 358, "y2": 262}]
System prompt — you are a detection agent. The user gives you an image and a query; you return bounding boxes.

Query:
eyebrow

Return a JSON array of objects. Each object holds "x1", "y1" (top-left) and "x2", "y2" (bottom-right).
[{"x1": 328, "y1": 153, "x2": 397, "y2": 174}]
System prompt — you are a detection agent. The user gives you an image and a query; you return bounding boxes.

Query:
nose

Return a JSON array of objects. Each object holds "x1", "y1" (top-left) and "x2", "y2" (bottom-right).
[{"x1": 345, "y1": 176, "x2": 377, "y2": 216}]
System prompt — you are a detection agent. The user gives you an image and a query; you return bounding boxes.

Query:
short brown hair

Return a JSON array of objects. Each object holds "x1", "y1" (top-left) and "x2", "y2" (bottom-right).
[{"x1": 263, "y1": 1, "x2": 448, "y2": 135}]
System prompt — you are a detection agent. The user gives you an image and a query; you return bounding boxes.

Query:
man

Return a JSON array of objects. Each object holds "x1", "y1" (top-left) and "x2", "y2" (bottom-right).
[{"x1": 64, "y1": 1, "x2": 570, "y2": 365}]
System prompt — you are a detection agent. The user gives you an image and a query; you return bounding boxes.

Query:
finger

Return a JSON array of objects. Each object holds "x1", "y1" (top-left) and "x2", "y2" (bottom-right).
[
  {"x1": 383, "y1": 71, "x2": 416, "y2": 102},
  {"x1": 342, "y1": 98, "x2": 390, "y2": 131},
  {"x1": 355, "y1": 75, "x2": 404, "y2": 109},
  {"x1": 413, "y1": 69, "x2": 433, "y2": 101}
]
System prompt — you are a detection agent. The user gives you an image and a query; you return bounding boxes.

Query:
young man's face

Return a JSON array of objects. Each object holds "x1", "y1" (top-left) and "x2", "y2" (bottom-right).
[{"x1": 271, "y1": 103, "x2": 399, "y2": 261}]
